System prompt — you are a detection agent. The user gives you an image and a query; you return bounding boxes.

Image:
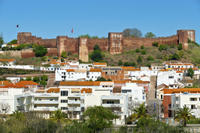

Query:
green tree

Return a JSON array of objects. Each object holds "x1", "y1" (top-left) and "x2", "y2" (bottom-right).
[
  {"x1": 96, "y1": 77, "x2": 107, "y2": 81},
  {"x1": 147, "y1": 56, "x2": 154, "y2": 61},
  {"x1": 145, "y1": 32, "x2": 156, "y2": 38},
  {"x1": 175, "y1": 105, "x2": 192, "y2": 126},
  {"x1": 90, "y1": 45, "x2": 103, "y2": 62},
  {"x1": 140, "y1": 45, "x2": 144, "y2": 49},
  {"x1": 187, "y1": 68, "x2": 194, "y2": 78},
  {"x1": 12, "y1": 110, "x2": 25, "y2": 121},
  {"x1": 137, "y1": 56, "x2": 143, "y2": 63},
  {"x1": 33, "y1": 76, "x2": 40, "y2": 83},
  {"x1": 51, "y1": 109, "x2": 67, "y2": 123},
  {"x1": 133, "y1": 103, "x2": 148, "y2": 120},
  {"x1": 152, "y1": 42, "x2": 158, "y2": 47},
  {"x1": 0, "y1": 35, "x2": 4, "y2": 47},
  {"x1": 135, "y1": 48, "x2": 140, "y2": 53},
  {"x1": 61, "y1": 51, "x2": 67, "y2": 58},
  {"x1": 141, "y1": 50, "x2": 146, "y2": 55},
  {"x1": 41, "y1": 75, "x2": 48, "y2": 81},
  {"x1": 83, "y1": 106, "x2": 118, "y2": 132},
  {"x1": 178, "y1": 43, "x2": 183, "y2": 50},
  {"x1": 33, "y1": 45, "x2": 47, "y2": 57},
  {"x1": 7, "y1": 39, "x2": 17, "y2": 44},
  {"x1": 118, "y1": 60, "x2": 123, "y2": 66},
  {"x1": 26, "y1": 77, "x2": 32, "y2": 81},
  {"x1": 159, "y1": 44, "x2": 168, "y2": 51},
  {"x1": 122, "y1": 28, "x2": 142, "y2": 38}
]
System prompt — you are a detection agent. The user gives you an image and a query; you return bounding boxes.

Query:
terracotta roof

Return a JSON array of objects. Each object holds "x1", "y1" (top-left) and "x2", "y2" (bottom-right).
[
  {"x1": 89, "y1": 68, "x2": 102, "y2": 72},
  {"x1": 114, "y1": 81, "x2": 127, "y2": 84},
  {"x1": 176, "y1": 71, "x2": 183, "y2": 73},
  {"x1": 35, "y1": 89, "x2": 45, "y2": 93},
  {"x1": 81, "y1": 88, "x2": 92, "y2": 93},
  {"x1": 47, "y1": 88, "x2": 60, "y2": 93},
  {"x1": 121, "y1": 67, "x2": 140, "y2": 71},
  {"x1": 0, "y1": 81, "x2": 12, "y2": 86},
  {"x1": 163, "y1": 88, "x2": 200, "y2": 94},
  {"x1": 93, "y1": 62, "x2": 107, "y2": 66},
  {"x1": 159, "y1": 69, "x2": 169, "y2": 72},
  {"x1": 0, "y1": 59, "x2": 15, "y2": 62},
  {"x1": 3, "y1": 84, "x2": 27, "y2": 88},
  {"x1": 60, "y1": 81, "x2": 101, "y2": 86},
  {"x1": 66, "y1": 69, "x2": 75, "y2": 72},
  {"x1": 132, "y1": 80, "x2": 150, "y2": 84},
  {"x1": 15, "y1": 81, "x2": 38, "y2": 86}
]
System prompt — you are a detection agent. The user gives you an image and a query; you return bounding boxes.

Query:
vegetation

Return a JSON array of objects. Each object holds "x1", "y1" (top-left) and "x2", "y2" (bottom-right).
[
  {"x1": 90, "y1": 44, "x2": 104, "y2": 62},
  {"x1": 79, "y1": 34, "x2": 99, "y2": 39},
  {"x1": 152, "y1": 42, "x2": 159, "y2": 47},
  {"x1": 0, "y1": 35, "x2": 3, "y2": 47},
  {"x1": 122, "y1": 28, "x2": 142, "y2": 38},
  {"x1": 33, "y1": 45, "x2": 47, "y2": 57},
  {"x1": 0, "y1": 68, "x2": 51, "y2": 75},
  {"x1": 2, "y1": 43, "x2": 33, "y2": 51},
  {"x1": 7, "y1": 39, "x2": 17, "y2": 44},
  {"x1": 61, "y1": 51, "x2": 67, "y2": 58},
  {"x1": 187, "y1": 68, "x2": 194, "y2": 78},
  {"x1": 96, "y1": 77, "x2": 111, "y2": 81},
  {"x1": 145, "y1": 32, "x2": 156, "y2": 38},
  {"x1": 175, "y1": 105, "x2": 192, "y2": 126},
  {"x1": 83, "y1": 106, "x2": 118, "y2": 132}
]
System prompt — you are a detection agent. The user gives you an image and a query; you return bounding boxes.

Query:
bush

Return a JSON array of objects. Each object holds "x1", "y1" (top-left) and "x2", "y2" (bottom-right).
[
  {"x1": 141, "y1": 50, "x2": 146, "y2": 55},
  {"x1": 170, "y1": 53, "x2": 180, "y2": 60},
  {"x1": 135, "y1": 48, "x2": 140, "y2": 53},
  {"x1": 118, "y1": 60, "x2": 123, "y2": 66},
  {"x1": 61, "y1": 51, "x2": 67, "y2": 58},
  {"x1": 7, "y1": 39, "x2": 17, "y2": 44},
  {"x1": 147, "y1": 56, "x2": 154, "y2": 61},
  {"x1": 123, "y1": 62, "x2": 136, "y2": 67},
  {"x1": 33, "y1": 45, "x2": 47, "y2": 57},
  {"x1": 159, "y1": 44, "x2": 168, "y2": 51},
  {"x1": 152, "y1": 42, "x2": 158, "y2": 47},
  {"x1": 90, "y1": 45, "x2": 103, "y2": 62},
  {"x1": 140, "y1": 45, "x2": 144, "y2": 49},
  {"x1": 137, "y1": 56, "x2": 143, "y2": 63},
  {"x1": 178, "y1": 43, "x2": 183, "y2": 50}
]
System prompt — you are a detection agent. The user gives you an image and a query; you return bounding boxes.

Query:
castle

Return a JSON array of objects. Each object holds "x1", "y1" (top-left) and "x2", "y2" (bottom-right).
[{"x1": 17, "y1": 30, "x2": 195, "y2": 62}]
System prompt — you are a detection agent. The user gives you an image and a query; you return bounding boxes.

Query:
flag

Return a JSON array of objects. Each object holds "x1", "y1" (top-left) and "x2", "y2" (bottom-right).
[
  {"x1": 16, "y1": 25, "x2": 19, "y2": 28},
  {"x1": 71, "y1": 28, "x2": 74, "y2": 33}
]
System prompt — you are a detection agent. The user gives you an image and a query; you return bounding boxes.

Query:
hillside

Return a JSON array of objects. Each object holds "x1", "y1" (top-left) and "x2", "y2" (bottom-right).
[{"x1": 102, "y1": 42, "x2": 200, "y2": 67}]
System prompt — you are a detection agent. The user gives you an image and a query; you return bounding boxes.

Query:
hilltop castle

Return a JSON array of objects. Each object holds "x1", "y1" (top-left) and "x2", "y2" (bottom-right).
[{"x1": 17, "y1": 30, "x2": 195, "y2": 62}]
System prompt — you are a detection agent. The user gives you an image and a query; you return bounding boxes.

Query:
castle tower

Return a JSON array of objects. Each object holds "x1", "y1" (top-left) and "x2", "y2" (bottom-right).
[
  {"x1": 17, "y1": 32, "x2": 32, "y2": 44},
  {"x1": 108, "y1": 32, "x2": 123, "y2": 54},
  {"x1": 78, "y1": 38, "x2": 89, "y2": 62},
  {"x1": 56, "y1": 36, "x2": 68, "y2": 57},
  {"x1": 177, "y1": 30, "x2": 195, "y2": 50}
]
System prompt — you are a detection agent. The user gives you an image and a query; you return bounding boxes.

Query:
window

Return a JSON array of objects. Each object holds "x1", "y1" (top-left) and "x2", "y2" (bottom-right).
[
  {"x1": 191, "y1": 105, "x2": 196, "y2": 109},
  {"x1": 61, "y1": 91, "x2": 68, "y2": 96},
  {"x1": 190, "y1": 98, "x2": 197, "y2": 101},
  {"x1": 169, "y1": 76, "x2": 174, "y2": 79},
  {"x1": 61, "y1": 100, "x2": 68, "y2": 103},
  {"x1": 61, "y1": 107, "x2": 68, "y2": 110}
]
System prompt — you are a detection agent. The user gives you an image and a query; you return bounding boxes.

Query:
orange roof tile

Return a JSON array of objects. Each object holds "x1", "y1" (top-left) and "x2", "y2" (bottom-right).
[
  {"x1": 15, "y1": 81, "x2": 38, "y2": 86},
  {"x1": 47, "y1": 88, "x2": 60, "y2": 93},
  {"x1": 93, "y1": 62, "x2": 107, "y2": 66},
  {"x1": 132, "y1": 80, "x2": 150, "y2": 84},
  {"x1": 0, "y1": 81, "x2": 12, "y2": 86},
  {"x1": 66, "y1": 69, "x2": 75, "y2": 72},
  {"x1": 0, "y1": 59, "x2": 15, "y2": 62},
  {"x1": 60, "y1": 81, "x2": 101, "y2": 86},
  {"x1": 81, "y1": 88, "x2": 92, "y2": 93},
  {"x1": 89, "y1": 68, "x2": 102, "y2": 72},
  {"x1": 163, "y1": 88, "x2": 200, "y2": 94}
]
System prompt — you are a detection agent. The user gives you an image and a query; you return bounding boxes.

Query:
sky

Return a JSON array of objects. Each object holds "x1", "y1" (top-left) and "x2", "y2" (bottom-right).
[{"x1": 0, "y1": 0, "x2": 200, "y2": 43}]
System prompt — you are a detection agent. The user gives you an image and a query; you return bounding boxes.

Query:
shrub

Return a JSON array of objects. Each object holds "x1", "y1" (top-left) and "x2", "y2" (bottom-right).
[
  {"x1": 178, "y1": 43, "x2": 183, "y2": 50},
  {"x1": 61, "y1": 51, "x2": 67, "y2": 58},
  {"x1": 147, "y1": 56, "x2": 154, "y2": 61},
  {"x1": 159, "y1": 44, "x2": 168, "y2": 51},
  {"x1": 141, "y1": 50, "x2": 146, "y2": 55},
  {"x1": 118, "y1": 60, "x2": 123, "y2": 66},
  {"x1": 170, "y1": 53, "x2": 180, "y2": 60},
  {"x1": 152, "y1": 42, "x2": 158, "y2": 47},
  {"x1": 135, "y1": 48, "x2": 140, "y2": 53},
  {"x1": 137, "y1": 56, "x2": 143, "y2": 63},
  {"x1": 140, "y1": 45, "x2": 144, "y2": 49},
  {"x1": 123, "y1": 62, "x2": 136, "y2": 66},
  {"x1": 33, "y1": 45, "x2": 47, "y2": 57}
]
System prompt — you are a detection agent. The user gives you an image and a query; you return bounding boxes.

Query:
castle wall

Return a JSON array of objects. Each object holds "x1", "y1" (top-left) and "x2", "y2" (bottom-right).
[
  {"x1": 64, "y1": 38, "x2": 79, "y2": 54},
  {"x1": 123, "y1": 35, "x2": 178, "y2": 50},
  {"x1": 87, "y1": 38, "x2": 108, "y2": 52}
]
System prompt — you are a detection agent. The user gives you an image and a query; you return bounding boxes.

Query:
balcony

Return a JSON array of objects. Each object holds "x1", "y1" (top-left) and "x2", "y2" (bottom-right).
[
  {"x1": 34, "y1": 100, "x2": 58, "y2": 104},
  {"x1": 34, "y1": 107, "x2": 58, "y2": 111},
  {"x1": 68, "y1": 107, "x2": 81, "y2": 112},
  {"x1": 102, "y1": 103, "x2": 123, "y2": 108},
  {"x1": 68, "y1": 100, "x2": 81, "y2": 105}
]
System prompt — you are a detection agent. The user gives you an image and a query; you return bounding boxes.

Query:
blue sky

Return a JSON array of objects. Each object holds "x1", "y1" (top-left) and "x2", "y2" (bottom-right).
[{"x1": 0, "y1": 0, "x2": 199, "y2": 43}]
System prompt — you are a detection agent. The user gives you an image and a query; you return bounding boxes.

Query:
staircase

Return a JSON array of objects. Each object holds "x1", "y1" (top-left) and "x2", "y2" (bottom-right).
[{"x1": 46, "y1": 73, "x2": 55, "y2": 88}]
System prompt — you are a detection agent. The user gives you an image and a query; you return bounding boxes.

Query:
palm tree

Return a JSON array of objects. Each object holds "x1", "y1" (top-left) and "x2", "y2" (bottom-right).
[
  {"x1": 175, "y1": 105, "x2": 192, "y2": 126},
  {"x1": 51, "y1": 109, "x2": 67, "y2": 123}
]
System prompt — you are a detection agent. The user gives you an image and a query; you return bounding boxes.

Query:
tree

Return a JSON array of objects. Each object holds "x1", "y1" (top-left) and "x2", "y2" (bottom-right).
[
  {"x1": 147, "y1": 56, "x2": 154, "y2": 61},
  {"x1": 140, "y1": 45, "x2": 144, "y2": 49},
  {"x1": 12, "y1": 110, "x2": 25, "y2": 121},
  {"x1": 61, "y1": 51, "x2": 67, "y2": 58},
  {"x1": 51, "y1": 109, "x2": 67, "y2": 123},
  {"x1": 96, "y1": 77, "x2": 107, "y2": 81},
  {"x1": 90, "y1": 45, "x2": 103, "y2": 62},
  {"x1": 145, "y1": 32, "x2": 156, "y2": 38},
  {"x1": 137, "y1": 56, "x2": 143, "y2": 63},
  {"x1": 175, "y1": 105, "x2": 192, "y2": 126},
  {"x1": 7, "y1": 39, "x2": 17, "y2": 44},
  {"x1": 118, "y1": 60, "x2": 123, "y2": 66},
  {"x1": 159, "y1": 44, "x2": 168, "y2": 51},
  {"x1": 133, "y1": 103, "x2": 148, "y2": 120},
  {"x1": 0, "y1": 35, "x2": 3, "y2": 47},
  {"x1": 187, "y1": 68, "x2": 194, "y2": 78},
  {"x1": 33, "y1": 76, "x2": 40, "y2": 83},
  {"x1": 152, "y1": 42, "x2": 159, "y2": 47},
  {"x1": 26, "y1": 77, "x2": 32, "y2": 81},
  {"x1": 83, "y1": 106, "x2": 118, "y2": 132},
  {"x1": 122, "y1": 28, "x2": 142, "y2": 38},
  {"x1": 33, "y1": 45, "x2": 47, "y2": 57},
  {"x1": 178, "y1": 43, "x2": 183, "y2": 50}
]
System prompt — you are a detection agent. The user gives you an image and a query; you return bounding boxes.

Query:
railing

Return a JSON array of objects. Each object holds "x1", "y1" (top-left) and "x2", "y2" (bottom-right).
[{"x1": 34, "y1": 100, "x2": 58, "y2": 104}]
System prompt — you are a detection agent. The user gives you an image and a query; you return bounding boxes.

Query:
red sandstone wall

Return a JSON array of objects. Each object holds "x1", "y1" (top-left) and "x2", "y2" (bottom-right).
[
  {"x1": 46, "y1": 48, "x2": 58, "y2": 56},
  {"x1": 64, "y1": 38, "x2": 79, "y2": 54},
  {"x1": 87, "y1": 38, "x2": 108, "y2": 52},
  {"x1": 163, "y1": 95, "x2": 171, "y2": 118},
  {"x1": 123, "y1": 35, "x2": 178, "y2": 50}
]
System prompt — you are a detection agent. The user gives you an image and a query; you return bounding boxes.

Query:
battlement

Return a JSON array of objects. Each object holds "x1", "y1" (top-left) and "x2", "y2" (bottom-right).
[{"x1": 17, "y1": 29, "x2": 196, "y2": 59}]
